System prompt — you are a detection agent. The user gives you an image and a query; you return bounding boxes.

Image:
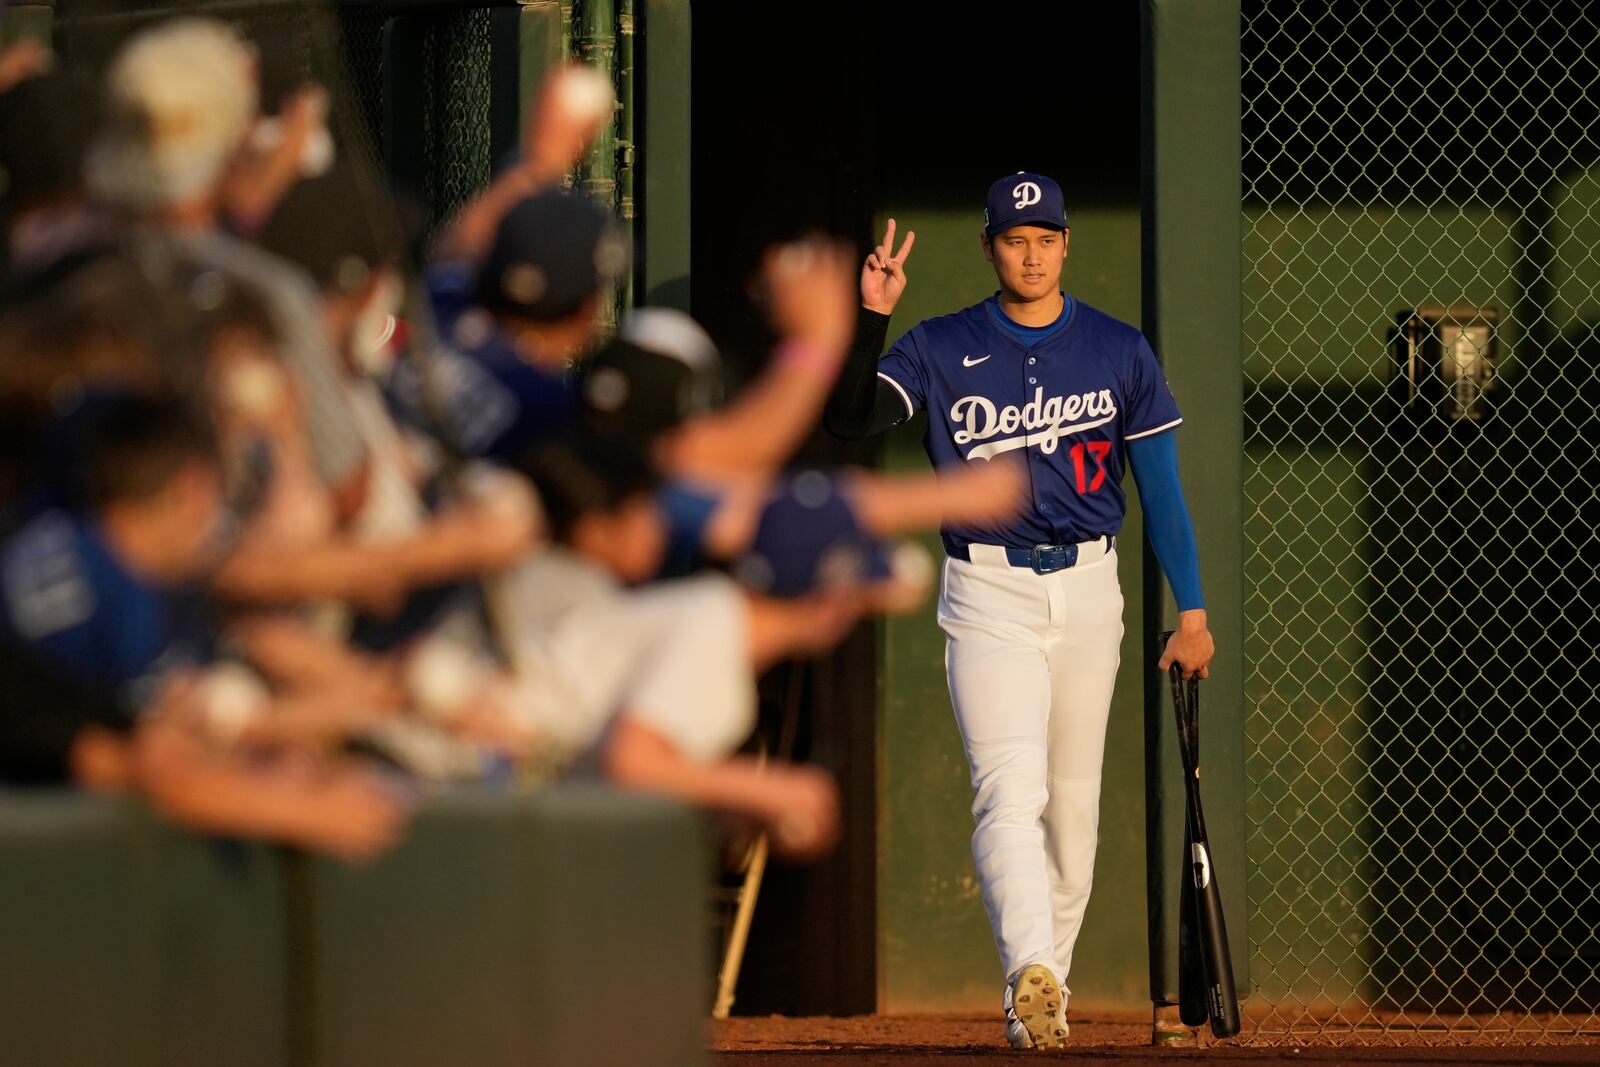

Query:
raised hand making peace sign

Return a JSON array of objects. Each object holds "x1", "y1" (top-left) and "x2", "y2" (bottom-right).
[{"x1": 860, "y1": 217, "x2": 916, "y2": 316}]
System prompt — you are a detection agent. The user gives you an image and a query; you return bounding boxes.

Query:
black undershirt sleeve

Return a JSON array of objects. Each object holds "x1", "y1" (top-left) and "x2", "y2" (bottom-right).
[{"x1": 823, "y1": 308, "x2": 914, "y2": 440}]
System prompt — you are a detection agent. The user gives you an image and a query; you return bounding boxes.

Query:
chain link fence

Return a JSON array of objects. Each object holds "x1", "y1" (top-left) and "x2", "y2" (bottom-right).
[
  {"x1": 44, "y1": 0, "x2": 624, "y2": 226},
  {"x1": 1242, "y1": 0, "x2": 1600, "y2": 1043},
  {"x1": 39, "y1": 0, "x2": 639, "y2": 314},
  {"x1": 417, "y1": 6, "x2": 496, "y2": 221}
]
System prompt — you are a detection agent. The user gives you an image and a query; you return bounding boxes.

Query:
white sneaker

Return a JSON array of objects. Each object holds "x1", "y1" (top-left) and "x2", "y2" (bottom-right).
[{"x1": 1005, "y1": 963, "x2": 1069, "y2": 1049}]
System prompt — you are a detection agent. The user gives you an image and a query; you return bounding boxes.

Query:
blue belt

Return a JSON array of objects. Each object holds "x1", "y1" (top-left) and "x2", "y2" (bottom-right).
[{"x1": 947, "y1": 536, "x2": 1116, "y2": 575}]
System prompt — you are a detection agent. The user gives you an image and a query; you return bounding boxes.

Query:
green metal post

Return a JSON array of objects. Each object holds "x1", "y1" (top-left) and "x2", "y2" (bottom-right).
[
  {"x1": 1140, "y1": 0, "x2": 1248, "y2": 1035},
  {"x1": 617, "y1": 0, "x2": 636, "y2": 311},
  {"x1": 639, "y1": 0, "x2": 690, "y2": 311},
  {"x1": 515, "y1": 1, "x2": 568, "y2": 157},
  {"x1": 559, "y1": 0, "x2": 575, "y2": 59},
  {"x1": 0, "y1": 3, "x2": 53, "y2": 49},
  {"x1": 574, "y1": 0, "x2": 618, "y2": 332}
]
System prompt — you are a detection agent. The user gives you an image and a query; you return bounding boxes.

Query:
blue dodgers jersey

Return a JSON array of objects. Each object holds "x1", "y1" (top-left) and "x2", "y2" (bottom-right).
[
  {"x1": 878, "y1": 297, "x2": 1183, "y2": 552},
  {"x1": 394, "y1": 263, "x2": 577, "y2": 460},
  {"x1": 0, "y1": 509, "x2": 213, "y2": 715}
]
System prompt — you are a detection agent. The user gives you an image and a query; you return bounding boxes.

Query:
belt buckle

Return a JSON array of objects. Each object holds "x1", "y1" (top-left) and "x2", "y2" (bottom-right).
[{"x1": 1030, "y1": 543, "x2": 1077, "y2": 574}]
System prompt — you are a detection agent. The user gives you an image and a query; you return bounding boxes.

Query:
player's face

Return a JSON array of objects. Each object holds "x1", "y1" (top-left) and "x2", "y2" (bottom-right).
[{"x1": 983, "y1": 226, "x2": 1068, "y2": 303}]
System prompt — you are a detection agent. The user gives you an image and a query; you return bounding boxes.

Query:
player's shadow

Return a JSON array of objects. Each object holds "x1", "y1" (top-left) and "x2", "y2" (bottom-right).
[{"x1": 1358, "y1": 317, "x2": 1600, "y2": 1016}]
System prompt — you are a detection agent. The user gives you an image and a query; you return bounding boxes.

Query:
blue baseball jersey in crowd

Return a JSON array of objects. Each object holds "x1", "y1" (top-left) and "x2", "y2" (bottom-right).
[
  {"x1": 0, "y1": 508, "x2": 213, "y2": 716},
  {"x1": 391, "y1": 263, "x2": 576, "y2": 461},
  {"x1": 656, "y1": 481, "x2": 722, "y2": 580},
  {"x1": 877, "y1": 296, "x2": 1182, "y2": 554}
]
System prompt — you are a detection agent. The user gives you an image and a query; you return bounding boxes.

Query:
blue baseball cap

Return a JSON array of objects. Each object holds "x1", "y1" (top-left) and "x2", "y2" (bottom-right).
[
  {"x1": 984, "y1": 172, "x2": 1069, "y2": 237},
  {"x1": 478, "y1": 187, "x2": 628, "y2": 323},
  {"x1": 732, "y1": 470, "x2": 893, "y2": 599}
]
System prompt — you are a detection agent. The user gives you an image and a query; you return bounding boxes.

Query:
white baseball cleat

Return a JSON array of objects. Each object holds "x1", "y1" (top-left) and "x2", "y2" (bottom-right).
[
  {"x1": 1005, "y1": 963, "x2": 1069, "y2": 1050},
  {"x1": 1005, "y1": 1012, "x2": 1034, "y2": 1050}
]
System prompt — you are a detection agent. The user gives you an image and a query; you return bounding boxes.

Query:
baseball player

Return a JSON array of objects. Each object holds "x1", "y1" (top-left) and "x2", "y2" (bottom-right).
[{"x1": 825, "y1": 172, "x2": 1215, "y2": 1049}]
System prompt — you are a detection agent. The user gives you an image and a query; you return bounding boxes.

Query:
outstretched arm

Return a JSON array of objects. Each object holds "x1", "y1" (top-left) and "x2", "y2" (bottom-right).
[
  {"x1": 433, "y1": 64, "x2": 613, "y2": 263},
  {"x1": 659, "y1": 239, "x2": 856, "y2": 480},
  {"x1": 600, "y1": 718, "x2": 839, "y2": 860}
]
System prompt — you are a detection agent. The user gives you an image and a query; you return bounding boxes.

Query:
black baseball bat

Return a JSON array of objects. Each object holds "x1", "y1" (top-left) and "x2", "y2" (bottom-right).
[
  {"x1": 1162, "y1": 635, "x2": 1241, "y2": 1038},
  {"x1": 1178, "y1": 819, "x2": 1207, "y2": 1026},
  {"x1": 1160, "y1": 631, "x2": 1209, "y2": 1027}
]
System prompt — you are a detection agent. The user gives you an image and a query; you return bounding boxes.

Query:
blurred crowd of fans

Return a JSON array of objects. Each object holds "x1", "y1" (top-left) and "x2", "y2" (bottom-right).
[{"x1": 0, "y1": 18, "x2": 1022, "y2": 863}]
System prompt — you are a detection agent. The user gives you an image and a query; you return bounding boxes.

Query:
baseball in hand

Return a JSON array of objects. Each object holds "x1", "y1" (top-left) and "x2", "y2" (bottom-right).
[
  {"x1": 219, "y1": 359, "x2": 288, "y2": 422},
  {"x1": 250, "y1": 115, "x2": 335, "y2": 178},
  {"x1": 870, "y1": 541, "x2": 935, "y2": 614},
  {"x1": 891, "y1": 541, "x2": 934, "y2": 591},
  {"x1": 551, "y1": 65, "x2": 615, "y2": 128},
  {"x1": 197, "y1": 662, "x2": 271, "y2": 744},
  {"x1": 406, "y1": 639, "x2": 487, "y2": 724},
  {"x1": 299, "y1": 125, "x2": 335, "y2": 176},
  {"x1": 459, "y1": 463, "x2": 546, "y2": 549}
]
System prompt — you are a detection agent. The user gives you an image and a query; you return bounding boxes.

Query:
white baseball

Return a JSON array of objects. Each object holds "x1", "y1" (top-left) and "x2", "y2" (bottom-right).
[
  {"x1": 552, "y1": 65, "x2": 615, "y2": 126},
  {"x1": 198, "y1": 662, "x2": 270, "y2": 745},
  {"x1": 877, "y1": 541, "x2": 936, "y2": 613},
  {"x1": 406, "y1": 639, "x2": 486, "y2": 724},
  {"x1": 220, "y1": 360, "x2": 287, "y2": 422},
  {"x1": 460, "y1": 464, "x2": 542, "y2": 532},
  {"x1": 299, "y1": 124, "x2": 335, "y2": 177},
  {"x1": 891, "y1": 541, "x2": 935, "y2": 590},
  {"x1": 250, "y1": 117, "x2": 335, "y2": 177}
]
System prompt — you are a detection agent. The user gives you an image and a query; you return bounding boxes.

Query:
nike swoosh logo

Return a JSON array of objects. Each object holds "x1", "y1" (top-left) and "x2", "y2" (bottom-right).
[{"x1": 963, "y1": 354, "x2": 992, "y2": 367}]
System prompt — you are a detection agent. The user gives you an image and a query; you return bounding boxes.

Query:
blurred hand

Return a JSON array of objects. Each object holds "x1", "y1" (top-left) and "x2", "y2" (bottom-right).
[
  {"x1": 346, "y1": 655, "x2": 409, "y2": 712},
  {"x1": 524, "y1": 63, "x2": 614, "y2": 185},
  {"x1": 860, "y1": 218, "x2": 915, "y2": 316},
  {"x1": 745, "y1": 586, "x2": 867, "y2": 670},
  {"x1": 250, "y1": 676, "x2": 401, "y2": 750},
  {"x1": 861, "y1": 542, "x2": 936, "y2": 616},
  {"x1": 939, "y1": 455, "x2": 1028, "y2": 526},
  {"x1": 273, "y1": 84, "x2": 331, "y2": 172},
  {"x1": 225, "y1": 83, "x2": 332, "y2": 231},
  {"x1": 759, "y1": 763, "x2": 841, "y2": 861},
  {"x1": 297, "y1": 768, "x2": 410, "y2": 863},
  {"x1": 762, "y1": 236, "x2": 857, "y2": 355},
  {"x1": 435, "y1": 492, "x2": 540, "y2": 574},
  {"x1": 142, "y1": 671, "x2": 208, "y2": 730},
  {"x1": 790, "y1": 586, "x2": 868, "y2": 657},
  {"x1": 0, "y1": 40, "x2": 50, "y2": 95},
  {"x1": 450, "y1": 682, "x2": 540, "y2": 759},
  {"x1": 347, "y1": 559, "x2": 410, "y2": 619}
]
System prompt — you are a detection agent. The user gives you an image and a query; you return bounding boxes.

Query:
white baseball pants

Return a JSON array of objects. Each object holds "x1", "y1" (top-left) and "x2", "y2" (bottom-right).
[{"x1": 937, "y1": 541, "x2": 1124, "y2": 1001}]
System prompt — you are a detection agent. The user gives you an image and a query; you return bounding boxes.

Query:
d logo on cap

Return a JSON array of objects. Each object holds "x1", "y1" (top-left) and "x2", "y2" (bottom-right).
[{"x1": 984, "y1": 171, "x2": 1068, "y2": 237}]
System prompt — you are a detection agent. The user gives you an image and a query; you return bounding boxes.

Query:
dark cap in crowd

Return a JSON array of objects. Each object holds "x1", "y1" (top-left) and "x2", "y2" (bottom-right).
[
  {"x1": 478, "y1": 188, "x2": 628, "y2": 323},
  {"x1": 581, "y1": 307, "x2": 722, "y2": 444},
  {"x1": 732, "y1": 470, "x2": 892, "y2": 599},
  {"x1": 255, "y1": 164, "x2": 408, "y2": 297},
  {"x1": 512, "y1": 426, "x2": 659, "y2": 543}
]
